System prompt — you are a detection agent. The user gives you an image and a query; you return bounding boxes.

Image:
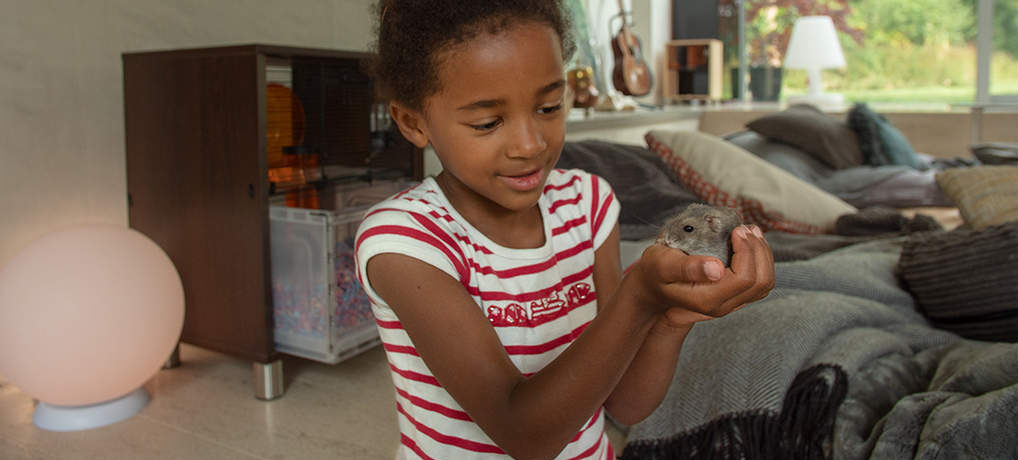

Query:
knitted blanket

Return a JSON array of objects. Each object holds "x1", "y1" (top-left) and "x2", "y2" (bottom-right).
[{"x1": 620, "y1": 238, "x2": 1018, "y2": 460}]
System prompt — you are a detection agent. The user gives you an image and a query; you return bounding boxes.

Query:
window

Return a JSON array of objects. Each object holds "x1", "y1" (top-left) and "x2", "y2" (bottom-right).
[{"x1": 718, "y1": 0, "x2": 1018, "y2": 106}]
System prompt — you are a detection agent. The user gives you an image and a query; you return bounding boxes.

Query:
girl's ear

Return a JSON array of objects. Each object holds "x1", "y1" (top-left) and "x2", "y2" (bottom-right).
[{"x1": 389, "y1": 102, "x2": 430, "y2": 149}]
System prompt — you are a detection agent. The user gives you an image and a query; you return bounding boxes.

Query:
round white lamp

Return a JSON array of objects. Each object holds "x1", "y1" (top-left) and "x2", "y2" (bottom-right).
[
  {"x1": 783, "y1": 15, "x2": 847, "y2": 109},
  {"x1": 0, "y1": 225, "x2": 184, "y2": 431}
]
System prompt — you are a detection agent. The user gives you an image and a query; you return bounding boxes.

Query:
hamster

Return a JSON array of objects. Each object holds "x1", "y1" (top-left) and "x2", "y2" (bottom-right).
[{"x1": 656, "y1": 203, "x2": 743, "y2": 267}]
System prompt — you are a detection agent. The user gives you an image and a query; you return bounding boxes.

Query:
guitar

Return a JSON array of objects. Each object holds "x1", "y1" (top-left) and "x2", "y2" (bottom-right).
[{"x1": 610, "y1": 0, "x2": 653, "y2": 97}]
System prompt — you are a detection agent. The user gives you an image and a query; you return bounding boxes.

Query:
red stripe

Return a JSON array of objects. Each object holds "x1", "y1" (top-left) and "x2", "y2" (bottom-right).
[
  {"x1": 426, "y1": 210, "x2": 454, "y2": 222},
  {"x1": 548, "y1": 194, "x2": 583, "y2": 214},
  {"x1": 390, "y1": 363, "x2": 441, "y2": 386},
  {"x1": 544, "y1": 174, "x2": 581, "y2": 192},
  {"x1": 393, "y1": 187, "x2": 414, "y2": 200},
  {"x1": 357, "y1": 225, "x2": 469, "y2": 283},
  {"x1": 567, "y1": 432, "x2": 604, "y2": 460},
  {"x1": 376, "y1": 318, "x2": 403, "y2": 329},
  {"x1": 383, "y1": 342, "x2": 419, "y2": 356},
  {"x1": 453, "y1": 232, "x2": 495, "y2": 255},
  {"x1": 364, "y1": 206, "x2": 407, "y2": 220},
  {"x1": 397, "y1": 402, "x2": 506, "y2": 454},
  {"x1": 400, "y1": 433, "x2": 437, "y2": 460},
  {"x1": 503, "y1": 320, "x2": 591, "y2": 355},
  {"x1": 552, "y1": 216, "x2": 587, "y2": 236},
  {"x1": 367, "y1": 206, "x2": 498, "y2": 256},
  {"x1": 407, "y1": 211, "x2": 468, "y2": 268},
  {"x1": 467, "y1": 240, "x2": 592, "y2": 279},
  {"x1": 571, "y1": 407, "x2": 603, "y2": 442},
  {"x1": 590, "y1": 175, "x2": 600, "y2": 237},
  {"x1": 466, "y1": 265, "x2": 593, "y2": 302},
  {"x1": 592, "y1": 192, "x2": 614, "y2": 237},
  {"x1": 396, "y1": 386, "x2": 472, "y2": 421}
]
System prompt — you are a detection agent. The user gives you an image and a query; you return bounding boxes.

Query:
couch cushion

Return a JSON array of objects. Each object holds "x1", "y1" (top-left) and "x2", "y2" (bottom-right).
[
  {"x1": 645, "y1": 129, "x2": 856, "y2": 233},
  {"x1": 745, "y1": 103, "x2": 864, "y2": 170}
]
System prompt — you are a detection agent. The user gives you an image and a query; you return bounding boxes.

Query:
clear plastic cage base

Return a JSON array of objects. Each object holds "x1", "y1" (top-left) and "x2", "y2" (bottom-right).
[{"x1": 270, "y1": 205, "x2": 379, "y2": 364}]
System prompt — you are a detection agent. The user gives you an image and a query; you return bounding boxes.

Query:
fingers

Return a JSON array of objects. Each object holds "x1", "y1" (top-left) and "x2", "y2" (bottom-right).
[
  {"x1": 753, "y1": 226, "x2": 776, "y2": 299},
  {"x1": 719, "y1": 225, "x2": 774, "y2": 309},
  {"x1": 727, "y1": 226, "x2": 758, "y2": 280},
  {"x1": 636, "y1": 224, "x2": 776, "y2": 322},
  {"x1": 643, "y1": 244, "x2": 725, "y2": 284}
]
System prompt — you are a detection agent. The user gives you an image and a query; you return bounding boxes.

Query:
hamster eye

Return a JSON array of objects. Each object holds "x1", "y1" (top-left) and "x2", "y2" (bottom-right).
[{"x1": 683, "y1": 225, "x2": 695, "y2": 232}]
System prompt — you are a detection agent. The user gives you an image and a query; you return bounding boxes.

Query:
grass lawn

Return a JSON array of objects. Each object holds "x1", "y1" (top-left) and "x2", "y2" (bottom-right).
[{"x1": 782, "y1": 83, "x2": 1018, "y2": 105}]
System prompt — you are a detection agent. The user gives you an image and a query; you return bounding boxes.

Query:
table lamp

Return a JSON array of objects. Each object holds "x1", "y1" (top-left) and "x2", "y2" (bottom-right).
[
  {"x1": 783, "y1": 16, "x2": 846, "y2": 109},
  {"x1": 0, "y1": 225, "x2": 184, "y2": 431}
]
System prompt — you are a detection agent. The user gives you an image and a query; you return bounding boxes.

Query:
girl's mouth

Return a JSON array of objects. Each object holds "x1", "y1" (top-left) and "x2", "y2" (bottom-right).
[{"x1": 499, "y1": 169, "x2": 545, "y2": 192}]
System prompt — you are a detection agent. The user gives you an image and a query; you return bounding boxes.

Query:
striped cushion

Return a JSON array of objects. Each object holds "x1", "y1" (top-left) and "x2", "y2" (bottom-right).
[
  {"x1": 897, "y1": 221, "x2": 1018, "y2": 342},
  {"x1": 646, "y1": 130, "x2": 856, "y2": 234},
  {"x1": 936, "y1": 165, "x2": 1018, "y2": 229}
]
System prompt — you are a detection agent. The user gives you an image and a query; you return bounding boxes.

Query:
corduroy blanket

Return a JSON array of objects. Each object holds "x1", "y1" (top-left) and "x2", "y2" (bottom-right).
[{"x1": 620, "y1": 238, "x2": 1018, "y2": 460}]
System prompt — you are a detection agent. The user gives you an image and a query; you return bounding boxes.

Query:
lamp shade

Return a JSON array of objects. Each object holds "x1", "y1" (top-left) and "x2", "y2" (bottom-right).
[
  {"x1": 0, "y1": 225, "x2": 184, "y2": 429},
  {"x1": 783, "y1": 16, "x2": 846, "y2": 70}
]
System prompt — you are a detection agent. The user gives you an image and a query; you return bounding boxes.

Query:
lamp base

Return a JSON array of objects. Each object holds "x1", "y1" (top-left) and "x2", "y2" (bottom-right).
[
  {"x1": 786, "y1": 92, "x2": 845, "y2": 111},
  {"x1": 33, "y1": 387, "x2": 149, "y2": 431}
]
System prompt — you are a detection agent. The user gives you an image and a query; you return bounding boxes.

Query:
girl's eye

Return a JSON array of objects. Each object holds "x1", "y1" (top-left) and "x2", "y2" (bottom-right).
[
  {"x1": 683, "y1": 225, "x2": 695, "y2": 233},
  {"x1": 539, "y1": 103, "x2": 563, "y2": 115},
  {"x1": 469, "y1": 118, "x2": 502, "y2": 132}
]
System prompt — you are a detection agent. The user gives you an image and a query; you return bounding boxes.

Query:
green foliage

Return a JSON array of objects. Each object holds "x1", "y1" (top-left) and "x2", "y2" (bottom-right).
[
  {"x1": 959, "y1": 0, "x2": 1018, "y2": 58},
  {"x1": 851, "y1": 0, "x2": 972, "y2": 47},
  {"x1": 776, "y1": 0, "x2": 1018, "y2": 103},
  {"x1": 719, "y1": 0, "x2": 1018, "y2": 102},
  {"x1": 720, "y1": 0, "x2": 863, "y2": 66}
]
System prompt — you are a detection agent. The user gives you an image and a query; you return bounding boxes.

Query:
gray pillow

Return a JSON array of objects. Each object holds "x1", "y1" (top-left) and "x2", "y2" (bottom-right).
[
  {"x1": 726, "y1": 130, "x2": 952, "y2": 209},
  {"x1": 557, "y1": 140, "x2": 699, "y2": 240},
  {"x1": 724, "y1": 130, "x2": 833, "y2": 184},
  {"x1": 746, "y1": 104, "x2": 864, "y2": 170}
]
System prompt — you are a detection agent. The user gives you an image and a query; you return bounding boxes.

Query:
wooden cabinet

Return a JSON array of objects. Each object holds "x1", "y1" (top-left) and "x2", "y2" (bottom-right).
[
  {"x1": 122, "y1": 45, "x2": 420, "y2": 396},
  {"x1": 663, "y1": 39, "x2": 724, "y2": 102}
]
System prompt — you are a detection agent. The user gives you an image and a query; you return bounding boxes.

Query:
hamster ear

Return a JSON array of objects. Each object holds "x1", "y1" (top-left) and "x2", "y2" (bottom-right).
[
  {"x1": 389, "y1": 102, "x2": 430, "y2": 149},
  {"x1": 705, "y1": 215, "x2": 721, "y2": 232}
]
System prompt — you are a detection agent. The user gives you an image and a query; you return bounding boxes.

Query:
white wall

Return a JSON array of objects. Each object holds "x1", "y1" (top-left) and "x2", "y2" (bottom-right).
[
  {"x1": 583, "y1": 0, "x2": 670, "y2": 105},
  {"x1": 0, "y1": 0, "x2": 376, "y2": 266}
]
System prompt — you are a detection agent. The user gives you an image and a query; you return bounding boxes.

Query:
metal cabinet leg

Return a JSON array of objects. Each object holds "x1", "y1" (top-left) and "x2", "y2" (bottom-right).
[
  {"x1": 253, "y1": 360, "x2": 284, "y2": 400},
  {"x1": 164, "y1": 343, "x2": 181, "y2": 369}
]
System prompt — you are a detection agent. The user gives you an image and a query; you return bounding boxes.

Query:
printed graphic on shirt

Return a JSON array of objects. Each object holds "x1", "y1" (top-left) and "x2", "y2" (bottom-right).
[{"x1": 485, "y1": 281, "x2": 595, "y2": 327}]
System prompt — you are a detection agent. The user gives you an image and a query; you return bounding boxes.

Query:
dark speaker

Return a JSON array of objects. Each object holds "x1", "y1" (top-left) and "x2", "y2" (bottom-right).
[{"x1": 672, "y1": 0, "x2": 719, "y2": 39}]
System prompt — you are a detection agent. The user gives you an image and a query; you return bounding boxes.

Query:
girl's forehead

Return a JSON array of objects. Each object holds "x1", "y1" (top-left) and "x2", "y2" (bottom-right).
[{"x1": 432, "y1": 22, "x2": 563, "y2": 99}]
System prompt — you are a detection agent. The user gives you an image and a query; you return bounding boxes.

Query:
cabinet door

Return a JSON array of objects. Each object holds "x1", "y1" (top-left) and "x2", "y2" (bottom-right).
[{"x1": 125, "y1": 50, "x2": 274, "y2": 363}]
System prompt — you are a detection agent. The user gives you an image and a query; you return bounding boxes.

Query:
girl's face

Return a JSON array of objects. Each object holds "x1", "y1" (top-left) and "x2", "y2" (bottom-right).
[{"x1": 396, "y1": 21, "x2": 567, "y2": 216}]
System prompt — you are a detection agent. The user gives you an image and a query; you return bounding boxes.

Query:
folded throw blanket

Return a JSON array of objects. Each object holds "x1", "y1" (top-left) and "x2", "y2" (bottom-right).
[{"x1": 620, "y1": 238, "x2": 1018, "y2": 460}]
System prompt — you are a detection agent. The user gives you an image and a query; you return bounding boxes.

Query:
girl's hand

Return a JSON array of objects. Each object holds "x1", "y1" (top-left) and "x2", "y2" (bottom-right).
[{"x1": 630, "y1": 225, "x2": 774, "y2": 327}]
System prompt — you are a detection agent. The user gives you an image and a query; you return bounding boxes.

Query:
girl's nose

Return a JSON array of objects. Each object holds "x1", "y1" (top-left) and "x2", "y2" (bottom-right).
[{"x1": 507, "y1": 117, "x2": 547, "y2": 159}]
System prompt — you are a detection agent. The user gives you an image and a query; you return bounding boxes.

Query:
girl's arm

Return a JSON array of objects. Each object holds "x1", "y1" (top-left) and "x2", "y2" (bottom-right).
[
  {"x1": 366, "y1": 224, "x2": 772, "y2": 460},
  {"x1": 599, "y1": 224, "x2": 774, "y2": 425}
]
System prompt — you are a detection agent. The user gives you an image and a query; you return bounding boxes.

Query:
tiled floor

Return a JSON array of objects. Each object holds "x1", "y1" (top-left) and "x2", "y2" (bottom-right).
[
  {"x1": 0, "y1": 344, "x2": 400, "y2": 459},
  {"x1": 1, "y1": 344, "x2": 627, "y2": 459}
]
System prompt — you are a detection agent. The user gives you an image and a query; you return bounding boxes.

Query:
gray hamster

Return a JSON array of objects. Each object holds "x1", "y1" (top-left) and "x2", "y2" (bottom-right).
[{"x1": 656, "y1": 203, "x2": 743, "y2": 267}]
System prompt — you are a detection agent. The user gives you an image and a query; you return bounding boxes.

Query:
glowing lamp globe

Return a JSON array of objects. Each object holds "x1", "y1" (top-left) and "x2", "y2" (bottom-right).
[{"x1": 0, "y1": 225, "x2": 184, "y2": 431}]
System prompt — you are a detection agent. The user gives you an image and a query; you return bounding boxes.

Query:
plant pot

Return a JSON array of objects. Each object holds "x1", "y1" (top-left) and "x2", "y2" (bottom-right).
[{"x1": 749, "y1": 66, "x2": 783, "y2": 101}]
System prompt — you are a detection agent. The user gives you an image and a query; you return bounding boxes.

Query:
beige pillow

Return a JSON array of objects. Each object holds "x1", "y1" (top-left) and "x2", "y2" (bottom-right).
[
  {"x1": 936, "y1": 166, "x2": 1018, "y2": 229},
  {"x1": 645, "y1": 129, "x2": 857, "y2": 234}
]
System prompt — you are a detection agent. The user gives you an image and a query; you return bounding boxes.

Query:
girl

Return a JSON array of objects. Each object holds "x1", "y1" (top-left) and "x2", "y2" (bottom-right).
[{"x1": 356, "y1": 2, "x2": 774, "y2": 459}]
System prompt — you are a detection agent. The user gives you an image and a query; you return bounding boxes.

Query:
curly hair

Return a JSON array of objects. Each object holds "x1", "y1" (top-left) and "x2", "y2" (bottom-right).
[{"x1": 369, "y1": 0, "x2": 576, "y2": 111}]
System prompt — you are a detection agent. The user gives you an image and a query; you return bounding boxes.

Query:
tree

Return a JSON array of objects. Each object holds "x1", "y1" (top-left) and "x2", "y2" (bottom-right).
[
  {"x1": 719, "y1": 0, "x2": 865, "y2": 67},
  {"x1": 960, "y1": 0, "x2": 1018, "y2": 58}
]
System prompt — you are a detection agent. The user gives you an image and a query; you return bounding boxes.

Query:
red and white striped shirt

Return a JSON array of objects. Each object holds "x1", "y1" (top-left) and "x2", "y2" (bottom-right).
[{"x1": 355, "y1": 169, "x2": 620, "y2": 460}]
